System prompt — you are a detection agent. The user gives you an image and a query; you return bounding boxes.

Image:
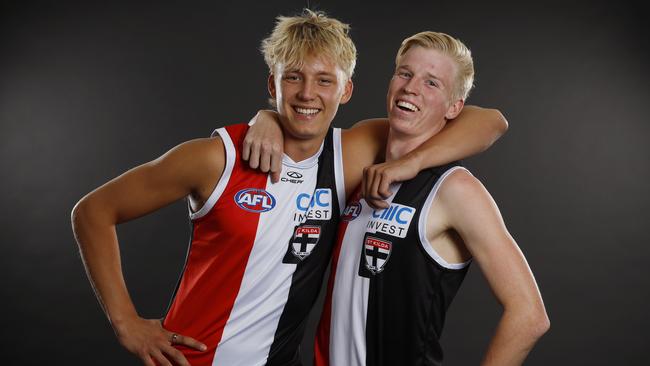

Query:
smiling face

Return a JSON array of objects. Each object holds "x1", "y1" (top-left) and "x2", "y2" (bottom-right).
[
  {"x1": 386, "y1": 46, "x2": 464, "y2": 138},
  {"x1": 269, "y1": 53, "x2": 353, "y2": 145}
]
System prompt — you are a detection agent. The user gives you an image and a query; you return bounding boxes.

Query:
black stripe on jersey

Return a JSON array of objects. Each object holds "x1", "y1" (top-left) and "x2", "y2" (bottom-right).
[
  {"x1": 267, "y1": 128, "x2": 341, "y2": 365},
  {"x1": 364, "y1": 163, "x2": 469, "y2": 366}
]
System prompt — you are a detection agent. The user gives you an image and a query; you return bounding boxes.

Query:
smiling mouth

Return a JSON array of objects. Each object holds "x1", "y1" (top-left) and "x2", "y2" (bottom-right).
[
  {"x1": 293, "y1": 106, "x2": 321, "y2": 115},
  {"x1": 396, "y1": 100, "x2": 419, "y2": 112}
]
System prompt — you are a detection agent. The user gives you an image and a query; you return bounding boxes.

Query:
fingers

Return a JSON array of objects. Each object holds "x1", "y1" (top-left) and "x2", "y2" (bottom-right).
[
  {"x1": 149, "y1": 350, "x2": 173, "y2": 366},
  {"x1": 170, "y1": 333, "x2": 207, "y2": 352},
  {"x1": 362, "y1": 166, "x2": 390, "y2": 209},
  {"x1": 161, "y1": 344, "x2": 191, "y2": 366},
  {"x1": 248, "y1": 140, "x2": 261, "y2": 169},
  {"x1": 270, "y1": 144, "x2": 282, "y2": 184},
  {"x1": 242, "y1": 137, "x2": 251, "y2": 161}
]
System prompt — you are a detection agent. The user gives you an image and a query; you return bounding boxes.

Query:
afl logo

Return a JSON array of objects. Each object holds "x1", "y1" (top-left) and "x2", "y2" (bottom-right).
[
  {"x1": 342, "y1": 201, "x2": 362, "y2": 221},
  {"x1": 234, "y1": 188, "x2": 276, "y2": 213}
]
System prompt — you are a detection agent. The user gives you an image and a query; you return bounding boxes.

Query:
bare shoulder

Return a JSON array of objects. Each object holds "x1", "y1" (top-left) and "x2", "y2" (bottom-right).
[{"x1": 436, "y1": 168, "x2": 495, "y2": 213}]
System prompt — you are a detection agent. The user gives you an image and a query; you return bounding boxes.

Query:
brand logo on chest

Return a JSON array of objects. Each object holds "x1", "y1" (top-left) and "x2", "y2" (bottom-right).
[
  {"x1": 366, "y1": 203, "x2": 416, "y2": 238},
  {"x1": 293, "y1": 188, "x2": 332, "y2": 221},
  {"x1": 234, "y1": 188, "x2": 276, "y2": 213}
]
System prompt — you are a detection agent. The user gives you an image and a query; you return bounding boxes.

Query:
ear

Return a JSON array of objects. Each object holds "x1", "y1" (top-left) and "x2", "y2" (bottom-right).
[
  {"x1": 268, "y1": 73, "x2": 277, "y2": 99},
  {"x1": 445, "y1": 98, "x2": 464, "y2": 120},
  {"x1": 339, "y1": 79, "x2": 354, "y2": 105}
]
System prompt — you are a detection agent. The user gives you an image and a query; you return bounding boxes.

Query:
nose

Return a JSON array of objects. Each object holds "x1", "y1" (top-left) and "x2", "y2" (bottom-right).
[
  {"x1": 297, "y1": 80, "x2": 316, "y2": 101},
  {"x1": 403, "y1": 77, "x2": 419, "y2": 95}
]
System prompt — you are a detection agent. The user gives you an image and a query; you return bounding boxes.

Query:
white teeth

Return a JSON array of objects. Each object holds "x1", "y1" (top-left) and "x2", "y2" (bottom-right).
[
  {"x1": 295, "y1": 107, "x2": 319, "y2": 115},
  {"x1": 397, "y1": 101, "x2": 419, "y2": 112}
]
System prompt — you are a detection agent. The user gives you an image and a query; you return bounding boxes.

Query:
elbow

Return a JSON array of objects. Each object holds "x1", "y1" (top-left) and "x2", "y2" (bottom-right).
[
  {"x1": 490, "y1": 108, "x2": 509, "y2": 136},
  {"x1": 525, "y1": 307, "x2": 550, "y2": 341}
]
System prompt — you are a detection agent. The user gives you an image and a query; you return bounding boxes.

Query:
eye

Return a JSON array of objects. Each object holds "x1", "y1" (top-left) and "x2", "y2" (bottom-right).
[
  {"x1": 319, "y1": 78, "x2": 333, "y2": 86},
  {"x1": 283, "y1": 74, "x2": 301, "y2": 82},
  {"x1": 426, "y1": 80, "x2": 439, "y2": 88},
  {"x1": 398, "y1": 71, "x2": 412, "y2": 79}
]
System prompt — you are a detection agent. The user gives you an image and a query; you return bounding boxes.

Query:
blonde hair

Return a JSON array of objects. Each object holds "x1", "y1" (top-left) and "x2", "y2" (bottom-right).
[
  {"x1": 261, "y1": 9, "x2": 357, "y2": 79},
  {"x1": 396, "y1": 31, "x2": 474, "y2": 101}
]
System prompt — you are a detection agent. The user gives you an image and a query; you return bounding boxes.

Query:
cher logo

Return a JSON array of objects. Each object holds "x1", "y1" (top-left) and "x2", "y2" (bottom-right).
[{"x1": 234, "y1": 188, "x2": 276, "y2": 213}]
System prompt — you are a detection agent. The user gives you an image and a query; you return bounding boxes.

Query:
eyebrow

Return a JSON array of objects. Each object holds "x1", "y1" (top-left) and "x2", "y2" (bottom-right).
[{"x1": 398, "y1": 65, "x2": 446, "y2": 86}]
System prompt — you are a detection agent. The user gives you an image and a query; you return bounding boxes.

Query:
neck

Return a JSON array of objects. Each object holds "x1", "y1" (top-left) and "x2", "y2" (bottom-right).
[
  {"x1": 283, "y1": 135, "x2": 324, "y2": 162},
  {"x1": 385, "y1": 122, "x2": 445, "y2": 162}
]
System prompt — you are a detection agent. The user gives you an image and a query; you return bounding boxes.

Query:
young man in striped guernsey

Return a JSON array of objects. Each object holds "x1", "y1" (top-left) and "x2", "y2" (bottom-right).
[
  {"x1": 312, "y1": 32, "x2": 550, "y2": 366},
  {"x1": 71, "y1": 11, "x2": 506, "y2": 366}
]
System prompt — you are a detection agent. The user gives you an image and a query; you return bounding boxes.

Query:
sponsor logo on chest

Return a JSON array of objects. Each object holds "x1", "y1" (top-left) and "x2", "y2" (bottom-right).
[
  {"x1": 366, "y1": 203, "x2": 416, "y2": 238},
  {"x1": 234, "y1": 188, "x2": 276, "y2": 213},
  {"x1": 293, "y1": 188, "x2": 332, "y2": 221},
  {"x1": 281, "y1": 170, "x2": 304, "y2": 184}
]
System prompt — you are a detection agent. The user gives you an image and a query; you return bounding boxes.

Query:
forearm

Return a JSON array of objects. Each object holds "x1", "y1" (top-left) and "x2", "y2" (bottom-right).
[
  {"x1": 409, "y1": 106, "x2": 507, "y2": 169},
  {"x1": 481, "y1": 307, "x2": 549, "y2": 366},
  {"x1": 72, "y1": 200, "x2": 139, "y2": 332}
]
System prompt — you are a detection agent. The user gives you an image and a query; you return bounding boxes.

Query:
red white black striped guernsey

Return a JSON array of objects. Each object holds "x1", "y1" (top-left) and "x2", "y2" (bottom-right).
[
  {"x1": 315, "y1": 164, "x2": 471, "y2": 366},
  {"x1": 162, "y1": 124, "x2": 345, "y2": 366}
]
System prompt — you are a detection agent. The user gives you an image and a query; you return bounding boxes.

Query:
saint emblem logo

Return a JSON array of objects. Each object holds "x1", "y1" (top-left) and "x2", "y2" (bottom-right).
[
  {"x1": 364, "y1": 236, "x2": 392, "y2": 274},
  {"x1": 290, "y1": 225, "x2": 321, "y2": 260}
]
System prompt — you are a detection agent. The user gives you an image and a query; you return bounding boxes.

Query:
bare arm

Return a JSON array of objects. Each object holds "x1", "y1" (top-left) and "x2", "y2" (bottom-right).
[
  {"x1": 437, "y1": 171, "x2": 549, "y2": 365},
  {"x1": 352, "y1": 106, "x2": 508, "y2": 207},
  {"x1": 71, "y1": 138, "x2": 222, "y2": 365}
]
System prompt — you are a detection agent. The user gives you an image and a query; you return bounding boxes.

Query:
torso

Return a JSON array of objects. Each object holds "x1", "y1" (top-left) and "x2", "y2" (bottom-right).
[
  {"x1": 315, "y1": 164, "x2": 471, "y2": 366},
  {"x1": 163, "y1": 124, "x2": 345, "y2": 366}
]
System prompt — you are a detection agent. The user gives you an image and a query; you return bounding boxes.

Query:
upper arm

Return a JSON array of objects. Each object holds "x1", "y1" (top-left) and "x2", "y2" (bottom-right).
[
  {"x1": 342, "y1": 118, "x2": 389, "y2": 192},
  {"x1": 78, "y1": 137, "x2": 225, "y2": 224},
  {"x1": 438, "y1": 171, "x2": 543, "y2": 310}
]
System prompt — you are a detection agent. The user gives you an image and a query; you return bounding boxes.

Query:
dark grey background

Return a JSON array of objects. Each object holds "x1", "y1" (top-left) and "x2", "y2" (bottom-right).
[{"x1": 2, "y1": 0, "x2": 648, "y2": 365}]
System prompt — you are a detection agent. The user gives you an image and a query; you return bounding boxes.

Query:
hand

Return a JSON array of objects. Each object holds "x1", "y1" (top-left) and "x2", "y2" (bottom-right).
[
  {"x1": 362, "y1": 154, "x2": 422, "y2": 209},
  {"x1": 114, "y1": 317, "x2": 207, "y2": 366},
  {"x1": 243, "y1": 110, "x2": 284, "y2": 183}
]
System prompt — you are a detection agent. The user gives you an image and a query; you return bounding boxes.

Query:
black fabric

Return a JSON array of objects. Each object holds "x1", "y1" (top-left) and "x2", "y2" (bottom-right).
[
  {"x1": 362, "y1": 163, "x2": 469, "y2": 366},
  {"x1": 267, "y1": 128, "x2": 341, "y2": 365}
]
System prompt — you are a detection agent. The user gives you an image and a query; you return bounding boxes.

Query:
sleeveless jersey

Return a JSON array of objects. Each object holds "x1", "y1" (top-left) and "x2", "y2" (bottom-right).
[
  {"x1": 315, "y1": 164, "x2": 471, "y2": 366},
  {"x1": 163, "y1": 124, "x2": 345, "y2": 366}
]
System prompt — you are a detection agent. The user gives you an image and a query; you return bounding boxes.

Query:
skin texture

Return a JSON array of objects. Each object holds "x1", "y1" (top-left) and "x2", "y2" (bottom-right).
[
  {"x1": 72, "y1": 47, "x2": 508, "y2": 365},
  {"x1": 72, "y1": 138, "x2": 226, "y2": 365},
  {"x1": 389, "y1": 46, "x2": 549, "y2": 365}
]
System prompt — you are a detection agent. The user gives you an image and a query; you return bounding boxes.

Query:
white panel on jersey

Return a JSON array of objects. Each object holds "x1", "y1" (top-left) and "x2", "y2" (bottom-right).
[
  {"x1": 418, "y1": 166, "x2": 472, "y2": 270},
  {"x1": 333, "y1": 128, "x2": 346, "y2": 215},
  {"x1": 329, "y1": 191, "x2": 404, "y2": 366},
  {"x1": 190, "y1": 128, "x2": 236, "y2": 220},
  {"x1": 211, "y1": 144, "x2": 327, "y2": 366}
]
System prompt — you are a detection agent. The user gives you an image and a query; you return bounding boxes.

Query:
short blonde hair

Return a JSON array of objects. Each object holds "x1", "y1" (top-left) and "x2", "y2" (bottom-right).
[
  {"x1": 261, "y1": 9, "x2": 357, "y2": 79},
  {"x1": 396, "y1": 31, "x2": 474, "y2": 101}
]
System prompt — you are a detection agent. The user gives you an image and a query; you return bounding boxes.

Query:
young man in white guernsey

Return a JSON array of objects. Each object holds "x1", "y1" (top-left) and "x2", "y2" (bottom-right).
[
  {"x1": 71, "y1": 11, "x2": 507, "y2": 366},
  {"x1": 314, "y1": 32, "x2": 550, "y2": 366}
]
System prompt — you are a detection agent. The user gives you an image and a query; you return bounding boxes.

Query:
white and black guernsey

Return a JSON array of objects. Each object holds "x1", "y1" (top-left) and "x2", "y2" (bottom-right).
[{"x1": 315, "y1": 163, "x2": 471, "y2": 366}]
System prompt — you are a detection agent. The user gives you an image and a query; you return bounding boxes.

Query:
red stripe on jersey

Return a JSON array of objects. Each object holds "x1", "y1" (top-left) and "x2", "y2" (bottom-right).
[
  {"x1": 163, "y1": 124, "x2": 268, "y2": 365},
  {"x1": 314, "y1": 188, "x2": 361, "y2": 366}
]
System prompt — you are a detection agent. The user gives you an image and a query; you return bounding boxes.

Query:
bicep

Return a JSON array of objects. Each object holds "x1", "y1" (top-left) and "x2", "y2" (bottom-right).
[
  {"x1": 342, "y1": 119, "x2": 389, "y2": 190},
  {"x1": 83, "y1": 138, "x2": 224, "y2": 224},
  {"x1": 442, "y1": 173, "x2": 541, "y2": 308}
]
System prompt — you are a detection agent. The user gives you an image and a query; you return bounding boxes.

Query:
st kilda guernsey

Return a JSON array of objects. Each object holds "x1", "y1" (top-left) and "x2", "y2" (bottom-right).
[
  {"x1": 163, "y1": 124, "x2": 344, "y2": 366},
  {"x1": 315, "y1": 164, "x2": 472, "y2": 366}
]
